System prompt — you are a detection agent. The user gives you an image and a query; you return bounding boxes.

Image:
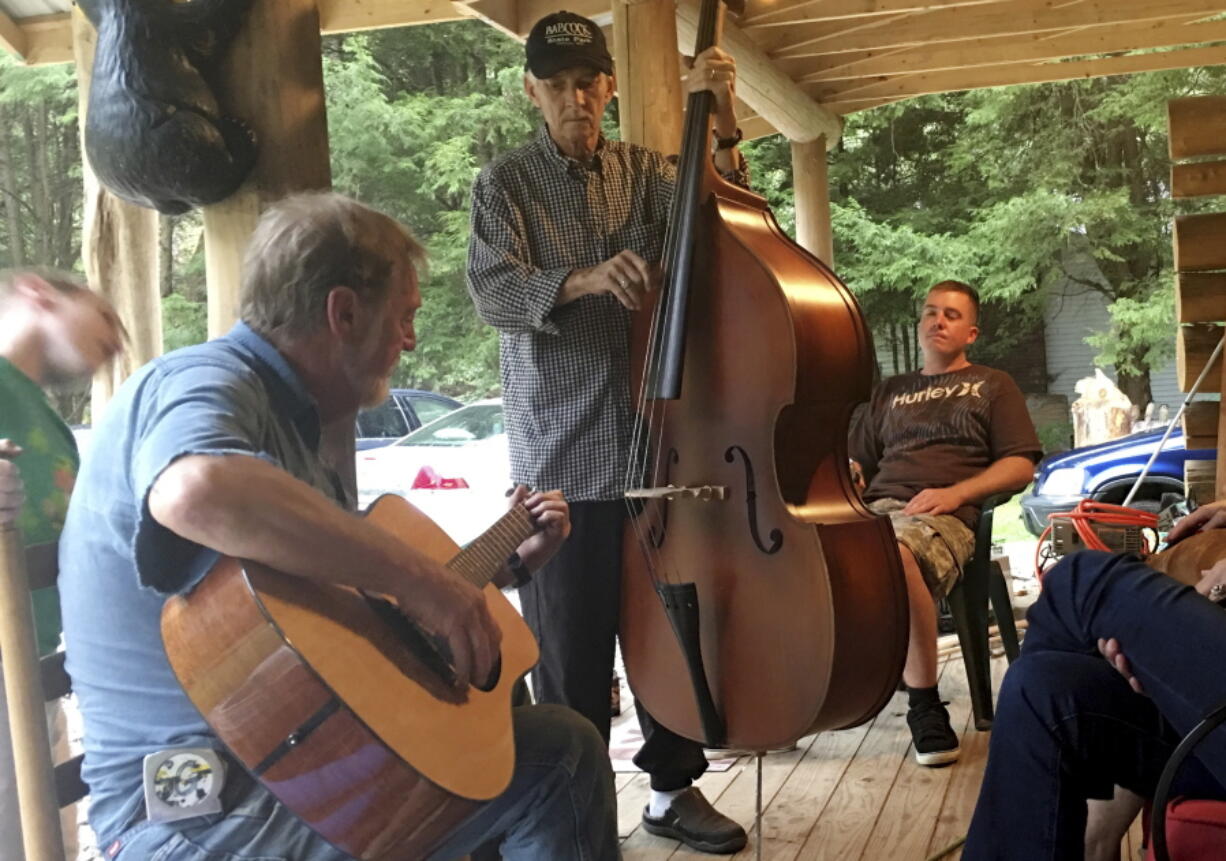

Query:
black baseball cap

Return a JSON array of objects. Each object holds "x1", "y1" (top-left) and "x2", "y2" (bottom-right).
[{"x1": 525, "y1": 11, "x2": 614, "y2": 79}]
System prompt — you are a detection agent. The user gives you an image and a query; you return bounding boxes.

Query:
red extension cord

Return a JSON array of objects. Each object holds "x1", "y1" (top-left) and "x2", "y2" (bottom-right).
[{"x1": 1034, "y1": 500, "x2": 1160, "y2": 581}]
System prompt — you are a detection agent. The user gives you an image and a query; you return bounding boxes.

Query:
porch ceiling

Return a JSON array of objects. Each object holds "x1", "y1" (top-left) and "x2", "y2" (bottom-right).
[{"x1": 3, "y1": 0, "x2": 1224, "y2": 139}]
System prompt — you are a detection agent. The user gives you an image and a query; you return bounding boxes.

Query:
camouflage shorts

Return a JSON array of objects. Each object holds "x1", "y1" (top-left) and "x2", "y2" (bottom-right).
[{"x1": 868, "y1": 498, "x2": 976, "y2": 600}]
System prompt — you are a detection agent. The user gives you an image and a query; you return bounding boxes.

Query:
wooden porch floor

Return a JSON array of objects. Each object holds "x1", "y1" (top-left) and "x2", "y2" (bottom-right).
[{"x1": 615, "y1": 647, "x2": 1146, "y2": 861}]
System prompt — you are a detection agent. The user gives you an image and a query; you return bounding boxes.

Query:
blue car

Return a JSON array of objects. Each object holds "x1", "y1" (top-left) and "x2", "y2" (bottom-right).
[
  {"x1": 1020, "y1": 426, "x2": 1216, "y2": 537},
  {"x1": 355, "y1": 389, "x2": 461, "y2": 451}
]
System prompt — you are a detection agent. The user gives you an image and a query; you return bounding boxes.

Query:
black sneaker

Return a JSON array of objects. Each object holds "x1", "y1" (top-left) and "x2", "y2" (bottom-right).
[{"x1": 907, "y1": 699, "x2": 960, "y2": 767}]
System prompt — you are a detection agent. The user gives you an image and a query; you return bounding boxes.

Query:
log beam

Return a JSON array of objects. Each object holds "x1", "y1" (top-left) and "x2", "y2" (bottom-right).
[
  {"x1": 72, "y1": 9, "x2": 161, "y2": 418},
  {"x1": 676, "y1": 0, "x2": 841, "y2": 145}
]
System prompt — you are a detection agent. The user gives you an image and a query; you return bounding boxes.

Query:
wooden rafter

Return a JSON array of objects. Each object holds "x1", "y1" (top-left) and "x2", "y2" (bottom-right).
[
  {"x1": 319, "y1": 0, "x2": 466, "y2": 32},
  {"x1": 819, "y1": 42, "x2": 1226, "y2": 112},
  {"x1": 677, "y1": 0, "x2": 841, "y2": 143},
  {"x1": 0, "y1": 8, "x2": 28, "y2": 59},
  {"x1": 793, "y1": 15, "x2": 1226, "y2": 82},
  {"x1": 763, "y1": 0, "x2": 1226, "y2": 58},
  {"x1": 741, "y1": 0, "x2": 1008, "y2": 30}
]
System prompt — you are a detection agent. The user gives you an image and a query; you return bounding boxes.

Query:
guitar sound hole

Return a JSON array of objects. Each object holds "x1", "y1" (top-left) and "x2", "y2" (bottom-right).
[{"x1": 364, "y1": 596, "x2": 502, "y2": 692}]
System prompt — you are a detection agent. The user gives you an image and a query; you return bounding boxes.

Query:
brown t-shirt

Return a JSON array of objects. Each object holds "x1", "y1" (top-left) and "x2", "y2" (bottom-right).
[{"x1": 849, "y1": 365, "x2": 1042, "y2": 527}]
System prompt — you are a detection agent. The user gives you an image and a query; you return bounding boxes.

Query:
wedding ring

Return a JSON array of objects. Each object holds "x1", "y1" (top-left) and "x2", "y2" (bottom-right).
[{"x1": 1210, "y1": 583, "x2": 1226, "y2": 604}]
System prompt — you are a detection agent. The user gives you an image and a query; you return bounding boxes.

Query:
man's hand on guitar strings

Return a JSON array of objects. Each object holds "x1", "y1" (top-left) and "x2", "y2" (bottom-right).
[
  {"x1": 391, "y1": 557, "x2": 502, "y2": 691},
  {"x1": 508, "y1": 485, "x2": 572, "y2": 574}
]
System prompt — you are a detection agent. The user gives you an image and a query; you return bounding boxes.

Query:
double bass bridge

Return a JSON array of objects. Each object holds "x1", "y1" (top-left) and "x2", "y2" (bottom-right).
[{"x1": 624, "y1": 484, "x2": 728, "y2": 502}]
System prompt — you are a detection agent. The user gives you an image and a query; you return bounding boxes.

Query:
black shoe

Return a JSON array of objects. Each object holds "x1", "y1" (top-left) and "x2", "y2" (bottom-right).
[
  {"x1": 641, "y1": 787, "x2": 748, "y2": 854},
  {"x1": 907, "y1": 699, "x2": 960, "y2": 767}
]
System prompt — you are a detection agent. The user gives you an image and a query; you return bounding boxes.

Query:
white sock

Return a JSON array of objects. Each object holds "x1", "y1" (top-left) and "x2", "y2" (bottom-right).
[{"x1": 648, "y1": 788, "x2": 686, "y2": 818}]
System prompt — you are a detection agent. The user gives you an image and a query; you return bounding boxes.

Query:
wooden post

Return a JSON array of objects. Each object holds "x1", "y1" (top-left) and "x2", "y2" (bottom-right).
[
  {"x1": 202, "y1": 0, "x2": 331, "y2": 338},
  {"x1": 196, "y1": 0, "x2": 356, "y2": 496},
  {"x1": 0, "y1": 523, "x2": 62, "y2": 861},
  {"x1": 72, "y1": 9, "x2": 161, "y2": 421},
  {"x1": 791, "y1": 135, "x2": 834, "y2": 266},
  {"x1": 612, "y1": 0, "x2": 684, "y2": 152}
]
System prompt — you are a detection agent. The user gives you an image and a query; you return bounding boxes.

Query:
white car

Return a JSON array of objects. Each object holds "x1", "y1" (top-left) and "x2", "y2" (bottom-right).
[{"x1": 355, "y1": 400, "x2": 510, "y2": 546}]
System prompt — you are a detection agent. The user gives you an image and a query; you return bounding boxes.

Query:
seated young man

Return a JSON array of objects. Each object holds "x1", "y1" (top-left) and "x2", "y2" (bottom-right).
[
  {"x1": 964, "y1": 501, "x2": 1226, "y2": 860},
  {"x1": 59, "y1": 192, "x2": 619, "y2": 860},
  {"x1": 850, "y1": 280, "x2": 1040, "y2": 766}
]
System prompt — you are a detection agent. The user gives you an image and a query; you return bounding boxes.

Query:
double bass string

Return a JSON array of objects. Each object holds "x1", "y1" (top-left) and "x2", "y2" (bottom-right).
[{"x1": 623, "y1": 0, "x2": 722, "y2": 592}]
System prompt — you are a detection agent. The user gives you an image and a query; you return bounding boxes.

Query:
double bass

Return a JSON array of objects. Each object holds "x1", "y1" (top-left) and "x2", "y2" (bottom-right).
[{"x1": 620, "y1": 0, "x2": 910, "y2": 751}]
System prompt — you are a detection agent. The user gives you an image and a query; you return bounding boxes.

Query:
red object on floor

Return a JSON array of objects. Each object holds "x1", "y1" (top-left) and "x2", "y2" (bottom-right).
[{"x1": 1145, "y1": 797, "x2": 1226, "y2": 860}]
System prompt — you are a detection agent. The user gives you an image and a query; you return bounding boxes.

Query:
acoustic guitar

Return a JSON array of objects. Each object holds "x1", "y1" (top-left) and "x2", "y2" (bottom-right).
[{"x1": 161, "y1": 494, "x2": 539, "y2": 859}]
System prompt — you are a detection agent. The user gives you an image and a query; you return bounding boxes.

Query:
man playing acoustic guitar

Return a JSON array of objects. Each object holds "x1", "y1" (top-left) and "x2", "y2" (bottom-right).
[{"x1": 58, "y1": 193, "x2": 619, "y2": 860}]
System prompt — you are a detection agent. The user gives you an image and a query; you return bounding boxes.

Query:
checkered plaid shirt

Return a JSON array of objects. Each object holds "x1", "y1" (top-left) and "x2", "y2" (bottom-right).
[{"x1": 467, "y1": 125, "x2": 747, "y2": 501}]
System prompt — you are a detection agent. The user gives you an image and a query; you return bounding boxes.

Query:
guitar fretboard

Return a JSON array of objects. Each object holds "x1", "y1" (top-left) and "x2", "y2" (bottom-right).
[{"x1": 447, "y1": 505, "x2": 536, "y2": 588}]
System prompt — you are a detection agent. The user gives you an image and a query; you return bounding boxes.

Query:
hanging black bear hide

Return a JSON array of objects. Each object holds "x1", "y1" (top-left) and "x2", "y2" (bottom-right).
[{"x1": 79, "y1": 0, "x2": 258, "y2": 215}]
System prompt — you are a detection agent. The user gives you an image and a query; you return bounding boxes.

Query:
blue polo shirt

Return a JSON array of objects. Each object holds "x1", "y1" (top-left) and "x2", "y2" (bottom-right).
[{"x1": 59, "y1": 323, "x2": 347, "y2": 846}]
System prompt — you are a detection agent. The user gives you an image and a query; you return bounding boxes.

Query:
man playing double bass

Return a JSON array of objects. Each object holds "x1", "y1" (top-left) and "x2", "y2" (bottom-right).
[{"x1": 466, "y1": 11, "x2": 748, "y2": 854}]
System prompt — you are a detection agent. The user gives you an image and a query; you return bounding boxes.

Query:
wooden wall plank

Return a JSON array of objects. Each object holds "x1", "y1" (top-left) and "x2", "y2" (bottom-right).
[
  {"x1": 1174, "y1": 213, "x2": 1226, "y2": 273},
  {"x1": 1169, "y1": 95, "x2": 1226, "y2": 161},
  {"x1": 1172, "y1": 159, "x2": 1226, "y2": 199},
  {"x1": 1185, "y1": 458, "x2": 1217, "y2": 506},
  {"x1": 1177, "y1": 324, "x2": 1224, "y2": 393},
  {"x1": 1177, "y1": 272, "x2": 1226, "y2": 324},
  {"x1": 1184, "y1": 400, "x2": 1219, "y2": 440}
]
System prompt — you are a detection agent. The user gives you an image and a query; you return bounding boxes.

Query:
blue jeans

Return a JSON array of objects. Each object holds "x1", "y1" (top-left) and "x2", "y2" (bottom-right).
[
  {"x1": 964, "y1": 551, "x2": 1226, "y2": 860},
  {"x1": 111, "y1": 704, "x2": 618, "y2": 860}
]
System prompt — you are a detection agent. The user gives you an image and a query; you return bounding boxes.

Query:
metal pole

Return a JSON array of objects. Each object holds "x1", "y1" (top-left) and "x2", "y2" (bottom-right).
[{"x1": 1123, "y1": 333, "x2": 1226, "y2": 508}]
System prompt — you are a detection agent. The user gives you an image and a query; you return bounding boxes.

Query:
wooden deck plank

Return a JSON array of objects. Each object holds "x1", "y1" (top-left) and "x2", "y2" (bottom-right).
[
  {"x1": 619, "y1": 772, "x2": 654, "y2": 840},
  {"x1": 793, "y1": 686, "x2": 916, "y2": 860},
  {"x1": 732, "y1": 722, "x2": 874, "y2": 860},
  {"x1": 926, "y1": 654, "x2": 1010, "y2": 860},
  {"x1": 1125, "y1": 810, "x2": 1145, "y2": 860},
  {"x1": 861, "y1": 658, "x2": 972, "y2": 859},
  {"x1": 670, "y1": 735, "x2": 819, "y2": 860}
]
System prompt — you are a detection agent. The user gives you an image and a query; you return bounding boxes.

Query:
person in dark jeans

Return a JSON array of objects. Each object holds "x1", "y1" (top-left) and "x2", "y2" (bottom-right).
[{"x1": 964, "y1": 502, "x2": 1226, "y2": 860}]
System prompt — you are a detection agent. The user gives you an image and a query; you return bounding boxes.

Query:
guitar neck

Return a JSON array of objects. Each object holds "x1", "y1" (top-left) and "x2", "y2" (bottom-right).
[{"x1": 447, "y1": 505, "x2": 536, "y2": 588}]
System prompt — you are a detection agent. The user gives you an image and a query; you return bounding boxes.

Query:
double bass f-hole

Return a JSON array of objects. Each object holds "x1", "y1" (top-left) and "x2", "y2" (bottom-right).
[
  {"x1": 724, "y1": 445, "x2": 783, "y2": 556},
  {"x1": 648, "y1": 448, "x2": 680, "y2": 549}
]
